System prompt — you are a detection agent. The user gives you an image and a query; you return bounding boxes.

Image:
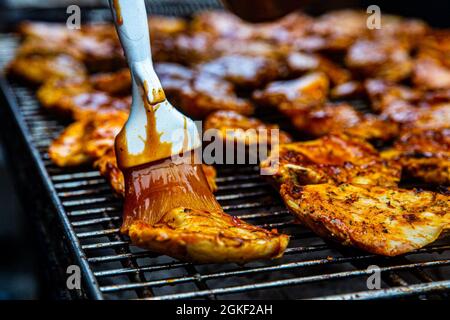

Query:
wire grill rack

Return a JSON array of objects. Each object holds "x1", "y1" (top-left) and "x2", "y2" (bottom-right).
[{"x1": 1, "y1": 3, "x2": 450, "y2": 300}]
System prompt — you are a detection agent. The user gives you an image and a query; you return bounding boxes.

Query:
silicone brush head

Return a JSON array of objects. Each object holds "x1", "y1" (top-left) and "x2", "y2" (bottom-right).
[{"x1": 120, "y1": 151, "x2": 222, "y2": 231}]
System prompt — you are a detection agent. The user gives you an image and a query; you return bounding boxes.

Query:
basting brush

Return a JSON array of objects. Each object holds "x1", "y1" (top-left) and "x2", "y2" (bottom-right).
[{"x1": 108, "y1": 0, "x2": 221, "y2": 230}]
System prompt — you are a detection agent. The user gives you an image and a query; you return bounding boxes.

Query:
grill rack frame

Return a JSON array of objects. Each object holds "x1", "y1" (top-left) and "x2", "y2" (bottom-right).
[{"x1": 0, "y1": 2, "x2": 450, "y2": 300}]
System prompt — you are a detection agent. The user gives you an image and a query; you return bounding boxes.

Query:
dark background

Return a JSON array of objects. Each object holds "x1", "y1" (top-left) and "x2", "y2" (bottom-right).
[{"x1": 0, "y1": 0, "x2": 448, "y2": 300}]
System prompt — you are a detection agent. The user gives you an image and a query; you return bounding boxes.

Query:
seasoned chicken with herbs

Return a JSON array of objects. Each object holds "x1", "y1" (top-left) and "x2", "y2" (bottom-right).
[
  {"x1": 261, "y1": 134, "x2": 401, "y2": 187},
  {"x1": 382, "y1": 128, "x2": 450, "y2": 185},
  {"x1": 280, "y1": 183, "x2": 449, "y2": 256},
  {"x1": 287, "y1": 102, "x2": 399, "y2": 141}
]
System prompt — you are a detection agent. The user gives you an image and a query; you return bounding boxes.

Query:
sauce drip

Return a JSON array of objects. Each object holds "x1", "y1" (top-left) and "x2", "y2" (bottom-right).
[
  {"x1": 112, "y1": 0, "x2": 123, "y2": 25},
  {"x1": 121, "y1": 151, "x2": 222, "y2": 230},
  {"x1": 115, "y1": 81, "x2": 171, "y2": 168}
]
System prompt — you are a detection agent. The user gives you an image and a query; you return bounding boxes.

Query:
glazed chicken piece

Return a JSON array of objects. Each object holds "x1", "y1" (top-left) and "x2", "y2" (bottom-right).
[
  {"x1": 204, "y1": 110, "x2": 292, "y2": 147},
  {"x1": 49, "y1": 110, "x2": 128, "y2": 167},
  {"x1": 345, "y1": 38, "x2": 413, "y2": 82},
  {"x1": 197, "y1": 54, "x2": 283, "y2": 88},
  {"x1": 37, "y1": 77, "x2": 131, "y2": 120},
  {"x1": 413, "y1": 30, "x2": 450, "y2": 90},
  {"x1": 90, "y1": 68, "x2": 131, "y2": 96},
  {"x1": 302, "y1": 10, "x2": 367, "y2": 52},
  {"x1": 191, "y1": 11, "x2": 253, "y2": 40},
  {"x1": 7, "y1": 55, "x2": 87, "y2": 84},
  {"x1": 173, "y1": 33, "x2": 284, "y2": 64},
  {"x1": 261, "y1": 134, "x2": 401, "y2": 187},
  {"x1": 286, "y1": 52, "x2": 351, "y2": 85},
  {"x1": 16, "y1": 22, "x2": 125, "y2": 72},
  {"x1": 49, "y1": 121, "x2": 92, "y2": 167},
  {"x1": 330, "y1": 81, "x2": 364, "y2": 99},
  {"x1": 281, "y1": 183, "x2": 449, "y2": 256},
  {"x1": 287, "y1": 103, "x2": 399, "y2": 141},
  {"x1": 382, "y1": 128, "x2": 450, "y2": 185},
  {"x1": 191, "y1": 10, "x2": 313, "y2": 45},
  {"x1": 253, "y1": 72, "x2": 329, "y2": 113},
  {"x1": 94, "y1": 148, "x2": 125, "y2": 195},
  {"x1": 364, "y1": 79, "x2": 422, "y2": 113},
  {"x1": 379, "y1": 101, "x2": 450, "y2": 130},
  {"x1": 156, "y1": 63, "x2": 254, "y2": 118},
  {"x1": 364, "y1": 80, "x2": 450, "y2": 129},
  {"x1": 148, "y1": 15, "x2": 187, "y2": 36},
  {"x1": 413, "y1": 56, "x2": 450, "y2": 90},
  {"x1": 124, "y1": 206, "x2": 289, "y2": 264}
]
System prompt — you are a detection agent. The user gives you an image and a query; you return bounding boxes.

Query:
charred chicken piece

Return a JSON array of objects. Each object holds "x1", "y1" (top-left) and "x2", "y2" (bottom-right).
[
  {"x1": 287, "y1": 103, "x2": 399, "y2": 141},
  {"x1": 253, "y1": 72, "x2": 329, "y2": 113},
  {"x1": 261, "y1": 134, "x2": 401, "y2": 187},
  {"x1": 382, "y1": 128, "x2": 450, "y2": 185},
  {"x1": 280, "y1": 183, "x2": 449, "y2": 256},
  {"x1": 204, "y1": 110, "x2": 292, "y2": 147},
  {"x1": 124, "y1": 207, "x2": 289, "y2": 264}
]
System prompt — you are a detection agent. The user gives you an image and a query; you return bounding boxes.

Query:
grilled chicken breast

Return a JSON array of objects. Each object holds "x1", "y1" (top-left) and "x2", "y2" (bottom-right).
[
  {"x1": 261, "y1": 134, "x2": 401, "y2": 187},
  {"x1": 280, "y1": 183, "x2": 449, "y2": 256},
  {"x1": 382, "y1": 128, "x2": 450, "y2": 185},
  {"x1": 125, "y1": 207, "x2": 289, "y2": 264}
]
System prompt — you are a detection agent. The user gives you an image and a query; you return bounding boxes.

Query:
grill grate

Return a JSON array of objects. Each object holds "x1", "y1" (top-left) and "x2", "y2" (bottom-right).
[{"x1": 1, "y1": 6, "x2": 450, "y2": 300}]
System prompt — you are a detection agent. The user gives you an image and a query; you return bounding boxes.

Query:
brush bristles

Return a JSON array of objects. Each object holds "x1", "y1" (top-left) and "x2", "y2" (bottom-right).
[{"x1": 121, "y1": 153, "x2": 221, "y2": 230}]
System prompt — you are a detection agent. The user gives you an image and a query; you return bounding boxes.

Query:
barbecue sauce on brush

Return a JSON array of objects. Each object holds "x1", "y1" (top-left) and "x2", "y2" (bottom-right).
[{"x1": 116, "y1": 82, "x2": 221, "y2": 232}]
